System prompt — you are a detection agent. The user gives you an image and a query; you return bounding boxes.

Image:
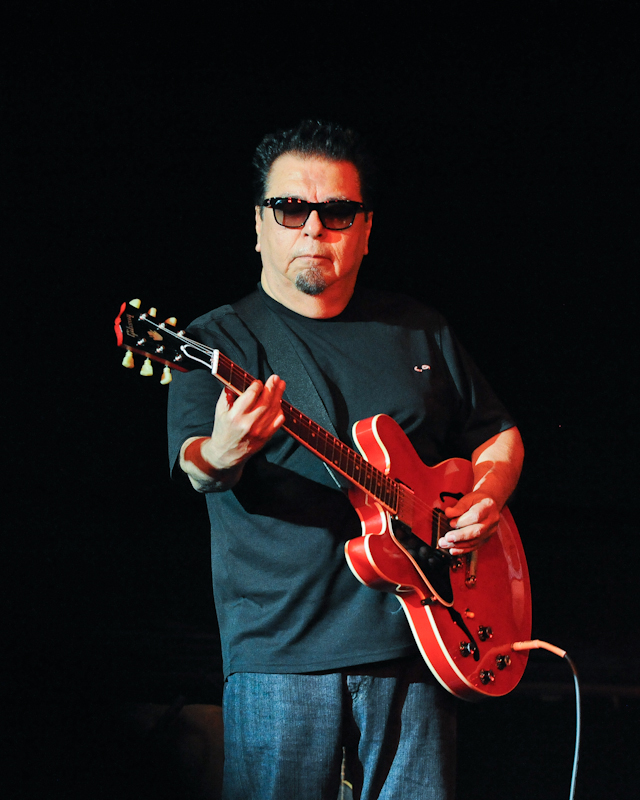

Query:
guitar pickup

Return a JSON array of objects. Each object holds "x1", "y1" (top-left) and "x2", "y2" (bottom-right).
[{"x1": 394, "y1": 483, "x2": 415, "y2": 529}]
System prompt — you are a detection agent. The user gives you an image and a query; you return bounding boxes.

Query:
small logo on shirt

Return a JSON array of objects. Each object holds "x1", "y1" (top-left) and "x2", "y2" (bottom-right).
[{"x1": 413, "y1": 364, "x2": 431, "y2": 373}]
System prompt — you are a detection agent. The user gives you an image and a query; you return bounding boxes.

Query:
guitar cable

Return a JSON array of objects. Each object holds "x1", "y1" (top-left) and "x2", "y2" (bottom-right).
[{"x1": 511, "y1": 640, "x2": 581, "y2": 800}]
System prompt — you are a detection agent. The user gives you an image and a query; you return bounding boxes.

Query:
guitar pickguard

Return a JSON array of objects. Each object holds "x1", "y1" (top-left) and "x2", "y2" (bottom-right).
[{"x1": 391, "y1": 521, "x2": 454, "y2": 606}]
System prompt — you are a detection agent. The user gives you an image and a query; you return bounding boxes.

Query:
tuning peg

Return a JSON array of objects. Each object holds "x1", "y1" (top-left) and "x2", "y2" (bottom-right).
[
  {"x1": 160, "y1": 366, "x2": 172, "y2": 385},
  {"x1": 130, "y1": 299, "x2": 142, "y2": 309},
  {"x1": 122, "y1": 350, "x2": 135, "y2": 369},
  {"x1": 140, "y1": 358, "x2": 154, "y2": 376},
  {"x1": 165, "y1": 317, "x2": 177, "y2": 326},
  {"x1": 148, "y1": 307, "x2": 157, "y2": 318}
]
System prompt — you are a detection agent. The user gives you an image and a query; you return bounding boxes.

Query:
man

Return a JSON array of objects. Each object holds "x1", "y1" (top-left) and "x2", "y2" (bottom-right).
[{"x1": 168, "y1": 120, "x2": 524, "y2": 799}]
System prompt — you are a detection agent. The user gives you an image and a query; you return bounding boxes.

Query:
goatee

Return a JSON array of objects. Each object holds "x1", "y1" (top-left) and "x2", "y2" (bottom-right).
[{"x1": 295, "y1": 268, "x2": 327, "y2": 296}]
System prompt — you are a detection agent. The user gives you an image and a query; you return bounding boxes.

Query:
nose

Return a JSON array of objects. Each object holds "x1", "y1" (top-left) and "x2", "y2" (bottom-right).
[{"x1": 303, "y1": 209, "x2": 324, "y2": 237}]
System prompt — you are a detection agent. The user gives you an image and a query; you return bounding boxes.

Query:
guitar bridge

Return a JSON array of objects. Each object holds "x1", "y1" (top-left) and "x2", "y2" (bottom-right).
[{"x1": 465, "y1": 550, "x2": 478, "y2": 587}]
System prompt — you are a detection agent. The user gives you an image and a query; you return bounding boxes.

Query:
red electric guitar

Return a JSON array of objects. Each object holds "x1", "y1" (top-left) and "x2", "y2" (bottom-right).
[{"x1": 115, "y1": 299, "x2": 531, "y2": 701}]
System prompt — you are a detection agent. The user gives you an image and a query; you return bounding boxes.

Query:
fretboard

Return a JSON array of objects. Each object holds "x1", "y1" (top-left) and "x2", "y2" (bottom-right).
[{"x1": 212, "y1": 349, "x2": 399, "y2": 512}]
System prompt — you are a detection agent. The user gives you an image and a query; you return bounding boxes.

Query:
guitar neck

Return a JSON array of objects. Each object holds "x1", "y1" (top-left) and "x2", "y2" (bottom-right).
[
  {"x1": 211, "y1": 350, "x2": 399, "y2": 513},
  {"x1": 115, "y1": 301, "x2": 399, "y2": 514}
]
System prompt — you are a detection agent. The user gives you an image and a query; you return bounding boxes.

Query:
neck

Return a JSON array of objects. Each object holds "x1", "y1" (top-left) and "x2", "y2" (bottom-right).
[{"x1": 260, "y1": 269, "x2": 356, "y2": 319}]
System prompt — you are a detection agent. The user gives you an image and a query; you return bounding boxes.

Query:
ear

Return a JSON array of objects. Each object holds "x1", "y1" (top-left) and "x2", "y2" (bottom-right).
[
  {"x1": 255, "y1": 207, "x2": 262, "y2": 253},
  {"x1": 363, "y1": 212, "x2": 373, "y2": 255}
]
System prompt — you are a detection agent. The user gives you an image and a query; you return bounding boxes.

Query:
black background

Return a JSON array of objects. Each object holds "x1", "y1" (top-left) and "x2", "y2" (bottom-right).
[{"x1": 6, "y1": 2, "x2": 639, "y2": 798}]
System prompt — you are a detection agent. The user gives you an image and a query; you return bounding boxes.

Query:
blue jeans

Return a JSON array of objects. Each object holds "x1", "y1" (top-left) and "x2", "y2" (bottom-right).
[{"x1": 222, "y1": 656, "x2": 456, "y2": 800}]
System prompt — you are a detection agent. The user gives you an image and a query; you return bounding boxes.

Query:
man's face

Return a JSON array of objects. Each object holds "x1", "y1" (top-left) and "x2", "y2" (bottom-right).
[{"x1": 255, "y1": 153, "x2": 373, "y2": 310}]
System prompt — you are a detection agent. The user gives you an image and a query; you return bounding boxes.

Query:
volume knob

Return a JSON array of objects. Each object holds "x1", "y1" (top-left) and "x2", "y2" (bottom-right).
[
  {"x1": 496, "y1": 654, "x2": 512, "y2": 670},
  {"x1": 479, "y1": 670, "x2": 495, "y2": 685},
  {"x1": 478, "y1": 626, "x2": 493, "y2": 641},
  {"x1": 459, "y1": 642, "x2": 477, "y2": 658}
]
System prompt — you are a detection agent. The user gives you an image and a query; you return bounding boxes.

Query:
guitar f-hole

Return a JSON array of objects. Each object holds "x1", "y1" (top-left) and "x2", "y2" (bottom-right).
[{"x1": 439, "y1": 491, "x2": 464, "y2": 504}]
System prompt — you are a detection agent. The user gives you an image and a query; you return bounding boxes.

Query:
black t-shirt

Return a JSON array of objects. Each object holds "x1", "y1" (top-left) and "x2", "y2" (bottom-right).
[{"x1": 167, "y1": 285, "x2": 515, "y2": 678}]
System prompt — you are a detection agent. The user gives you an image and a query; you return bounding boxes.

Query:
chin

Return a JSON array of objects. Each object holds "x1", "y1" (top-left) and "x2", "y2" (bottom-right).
[{"x1": 295, "y1": 268, "x2": 327, "y2": 296}]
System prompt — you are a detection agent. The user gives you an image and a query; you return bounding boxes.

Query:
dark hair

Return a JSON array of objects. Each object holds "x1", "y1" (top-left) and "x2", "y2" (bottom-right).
[{"x1": 252, "y1": 120, "x2": 376, "y2": 210}]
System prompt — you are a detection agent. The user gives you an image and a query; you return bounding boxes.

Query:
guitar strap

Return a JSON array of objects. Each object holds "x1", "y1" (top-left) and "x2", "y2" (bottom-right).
[{"x1": 231, "y1": 289, "x2": 347, "y2": 490}]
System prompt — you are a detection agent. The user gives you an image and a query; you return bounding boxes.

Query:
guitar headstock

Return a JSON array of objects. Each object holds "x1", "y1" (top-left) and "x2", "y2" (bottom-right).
[{"x1": 114, "y1": 299, "x2": 191, "y2": 384}]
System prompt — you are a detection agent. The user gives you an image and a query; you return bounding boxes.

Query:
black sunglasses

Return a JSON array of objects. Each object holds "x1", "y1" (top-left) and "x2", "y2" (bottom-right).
[{"x1": 262, "y1": 197, "x2": 366, "y2": 230}]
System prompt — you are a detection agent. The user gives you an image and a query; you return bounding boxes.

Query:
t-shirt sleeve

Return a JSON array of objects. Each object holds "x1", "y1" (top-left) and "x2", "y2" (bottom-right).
[
  {"x1": 167, "y1": 363, "x2": 222, "y2": 479},
  {"x1": 435, "y1": 317, "x2": 516, "y2": 457},
  {"x1": 166, "y1": 306, "x2": 248, "y2": 479}
]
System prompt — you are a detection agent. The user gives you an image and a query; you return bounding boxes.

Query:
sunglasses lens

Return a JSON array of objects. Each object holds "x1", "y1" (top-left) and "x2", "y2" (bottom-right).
[
  {"x1": 319, "y1": 202, "x2": 357, "y2": 230},
  {"x1": 274, "y1": 199, "x2": 309, "y2": 228}
]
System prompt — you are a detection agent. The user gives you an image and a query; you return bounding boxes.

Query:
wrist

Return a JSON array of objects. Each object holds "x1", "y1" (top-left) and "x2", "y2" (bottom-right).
[
  {"x1": 184, "y1": 437, "x2": 221, "y2": 479},
  {"x1": 183, "y1": 437, "x2": 243, "y2": 491}
]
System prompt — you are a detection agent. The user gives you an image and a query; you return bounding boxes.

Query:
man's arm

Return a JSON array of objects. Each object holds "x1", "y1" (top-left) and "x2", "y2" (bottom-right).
[
  {"x1": 438, "y1": 427, "x2": 524, "y2": 555},
  {"x1": 180, "y1": 374, "x2": 286, "y2": 493}
]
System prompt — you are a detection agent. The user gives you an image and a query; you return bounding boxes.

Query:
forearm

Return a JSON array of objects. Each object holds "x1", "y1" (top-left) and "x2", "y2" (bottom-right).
[
  {"x1": 440, "y1": 427, "x2": 524, "y2": 554},
  {"x1": 470, "y1": 427, "x2": 524, "y2": 510}
]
